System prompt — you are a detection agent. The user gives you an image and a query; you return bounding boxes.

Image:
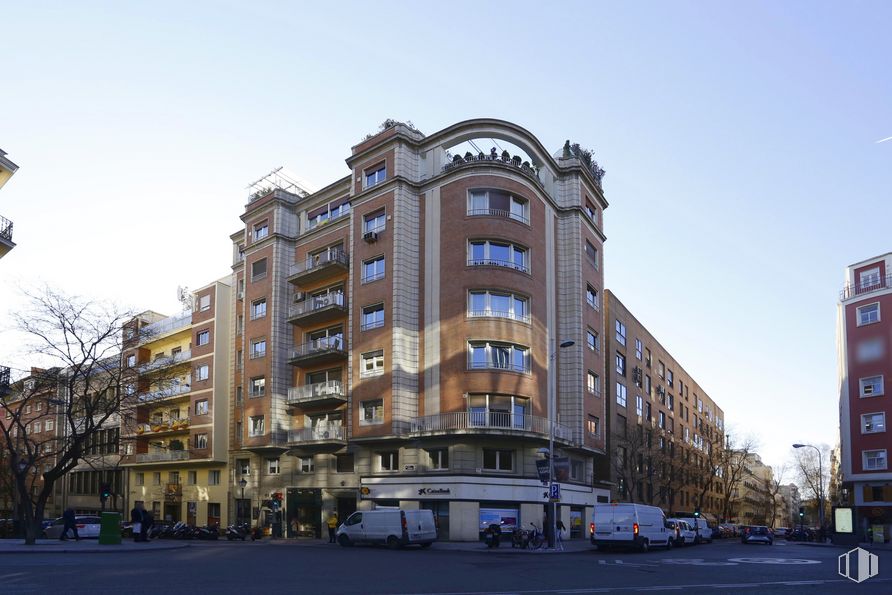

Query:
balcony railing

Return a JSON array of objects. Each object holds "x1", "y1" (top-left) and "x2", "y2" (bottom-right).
[
  {"x1": 468, "y1": 258, "x2": 529, "y2": 274},
  {"x1": 138, "y1": 350, "x2": 192, "y2": 373},
  {"x1": 137, "y1": 383, "x2": 191, "y2": 403},
  {"x1": 468, "y1": 310, "x2": 531, "y2": 324},
  {"x1": 140, "y1": 312, "x2": 191, "y2": 341},
  {"x1": 288, "y1": 425, "x2": 346, "y2": 443},
  {"x1": 287, "y1": 380, "x2": 346, "y2": 406},
  {"x1": 840, "y1": 274, "x2": 892, "y2": 300},
  {"x1": 290, "y1": 336, "x2": 346, "y2": 364},
  {"x1": 408, "y1": 411, "x2": 575, "y2": 442},
  {"x1": 0, "y1": 215, "x2": 12, "y2": 242},
  {"x1": 132, "y1": 450, "x2": 190, "y2": 463},
  {"x1": 136, "y1": 418, "x2": 191, "y2": 435},
  {"x1": 289, "y1": 293, "x2": 347, "y2": 320},
  {"x1": 467, "y1": 208, "x2": 530, "y2": 226},
  {"x1": 288, "y1": 250, "x2": 349, "y2": 278},
  {"x1": 443, "y1": 152, "x2": 543, "y2": 187}
]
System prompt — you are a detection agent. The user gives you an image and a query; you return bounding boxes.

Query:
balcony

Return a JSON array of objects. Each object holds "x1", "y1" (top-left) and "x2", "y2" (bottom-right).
[
  {"x1": 137, "y1": 383, "x2": 192, "y2": 404},
  {"x1": 0, "y1": 215, "x2": 14, "y2": 258},
  {"x1": 288, "y1": 337, "x2": 347, "y2": 367},
  {"x1": 408, "y1": 411, "x2": 576, "y2": 443},
  {"x1": 130, "y1": 450, "x2": 190, "y2": 464},
  {"x1": 467, "y1": 258, "x2": 530, "y2": 275},
  {"x1": 287, "y1": 425, "x2": 347, "y2": 451},
  {"x1": 443, "y1": 151, "x2": 544, "y2": 188},
  {"x1": 840, "y1": 274, "x2": 892, "y2": 301},
  {"x1": 288, "y1": 293, "x2": 347, "y2": 326},
  {"x1": 139, "y1": 312, "x2": 191, "y2": 343},
  {"x1": 287, "y1": 250, "x2": 349, "y2": 286},
  {"x1": 287, "y1": 380, "x2": 347, "y2": 408},
  {"x1": 135, "y1": 418, "x2": 191, "y2": 437},
  {"x1": 138, "y1": 350, "x2": 192, "y2": 374}
]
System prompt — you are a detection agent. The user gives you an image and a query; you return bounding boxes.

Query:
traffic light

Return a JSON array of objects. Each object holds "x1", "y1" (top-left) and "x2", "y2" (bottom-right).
[
  {"x1": 100, "y1": 483, "x2": 111, "y2": 501},
  {"x1": 694, "y1": 507, "x2": 701, "y2": 518},
  {"x1": 798, "y1": 506, "x2": 805, "y2": 518}
]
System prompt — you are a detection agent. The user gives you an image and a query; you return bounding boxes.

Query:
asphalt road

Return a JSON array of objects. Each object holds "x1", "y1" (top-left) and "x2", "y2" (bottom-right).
[{"x1": 1, "y1": 538, "x2": 889, "y2": 594}]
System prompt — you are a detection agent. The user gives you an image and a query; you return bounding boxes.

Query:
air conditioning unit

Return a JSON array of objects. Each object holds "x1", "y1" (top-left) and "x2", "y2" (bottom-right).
[
  {"x1": 363, "y1": 231, "x2": 378, "y2": 243},
  {"x1": 293, "y1": 292, "x2": 306, "y2": 303},
  {"x1": 237, "y1": 290, "x2": 244, "y2": 300}
]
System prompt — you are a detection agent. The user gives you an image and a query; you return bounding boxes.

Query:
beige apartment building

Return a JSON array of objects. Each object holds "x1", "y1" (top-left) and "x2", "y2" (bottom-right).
[{"x1": 228, "y1": 119, "x2": 610, "y2": 540}]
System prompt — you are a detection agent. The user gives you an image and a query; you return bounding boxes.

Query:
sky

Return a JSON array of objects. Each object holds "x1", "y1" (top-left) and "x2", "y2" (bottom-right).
[{"x1": 1, "y1": 0, "x2": 891, "y2": 473}]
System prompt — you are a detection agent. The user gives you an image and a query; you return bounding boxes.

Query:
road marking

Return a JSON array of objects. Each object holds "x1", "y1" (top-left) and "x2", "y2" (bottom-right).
[{"x1": 727, "y1": 557, "x2": 820, "y2": 565}]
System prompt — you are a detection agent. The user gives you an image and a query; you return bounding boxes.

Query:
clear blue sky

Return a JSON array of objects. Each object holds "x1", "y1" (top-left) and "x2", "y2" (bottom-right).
[{"x1": 2, "y1": 1, "x2": 891, "y2": 471}]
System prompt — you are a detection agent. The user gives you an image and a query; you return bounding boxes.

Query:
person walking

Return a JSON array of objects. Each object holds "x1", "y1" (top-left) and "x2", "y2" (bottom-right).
[
  {"x1": 326, "y1": 512, "x2": 338, "y2": 543},
  {"x1": 141, "y1": 507, "x2": 154, "y2": 542},
  {"x1": 59, "y1": 508, "x2": 79, "y2": 541},
  {"x1": 130, "y1": 502, "x2": 144, "y2": 542},
  {"x1": 556, "y1": 519, "x2": 566, "y2": 550}
]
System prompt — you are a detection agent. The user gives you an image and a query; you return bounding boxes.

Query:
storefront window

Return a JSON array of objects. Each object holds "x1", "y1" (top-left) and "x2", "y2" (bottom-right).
[{"x1": 479, "y1": 507, "x2": 519, "y2": 536}]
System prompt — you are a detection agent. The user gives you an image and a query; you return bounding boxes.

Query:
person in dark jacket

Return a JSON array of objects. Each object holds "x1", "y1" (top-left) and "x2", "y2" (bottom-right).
[
  {"x1": 59, "y1": 508, "x2": 79, "y2": 541},
  {"x1": 141, "y1": 508, "x2": 154, "y2": 542},
  {"x1": 130, "y1": 503, "x2": 144, "y2": 542}
]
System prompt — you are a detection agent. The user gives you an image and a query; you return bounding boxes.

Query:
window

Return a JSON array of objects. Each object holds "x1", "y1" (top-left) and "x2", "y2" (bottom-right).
[
  {"x1": 197, "y1": 330, "x2": 210, "y2": 346},
  {"x1": 616, "y1": 382, "x2": 628, "y2": 407},
  {"x1": 584, "y1": 240, "x2": 598, "y2": 268},
  {"x1": 467, "y1": 189, "x2": 529, "y2": 224},
  {"x1": 249, "y1": 416, "x2": 264, "y2": 437},
  {"x1": 361, "y1": 350, "x2": 385, "y2": 377},
  {"x1": 250, "y1": 338, "x2": 267, "y2": 359},
  {"x1": 429, "y1": 448, "x2": 449, "y2": 470},
  {"x1": 586, "y1": 329, "x2": 599, "y2": 351},
  {"x1": 195, "y1": 364, "x2": 209, "y2": 382},
  {"x1": 335, "y1": 454, "x2": 354, "y2": 473},
  {"x1": 250, "y1": 377, "x2": 265, "y2": 397},
  {"x1": 298, "y1": 457, "x2": 314, "y2": 473},
  {"x1": 860, "y1": 375, "x2": 884, "y2": 397},
  {"x1": 587, "y1": 371, "x2": 600, "y2": 395},
  {"x1": 862, "y1": 413, "x2": 886, "y2": 433},
  {"x1": 251, "y1": 298, "x2": 267, "y2": 320},
  {"x1": 361, "y1": 303, "x2": 385, "y2": 330},
  {"x1": 267, "y1": 458, "x2": 280, "y2": 474},
  {"x1": 468, "y1": 290, "x2": 530, "y2": 322},
  {"x1": 571, "y1": 459, "x2": 584, "y2": 481},
  {"x1": 615, "y1": 320, "x2": 626, "y2": 346},
  {"x1": 362, "y1": 256, "x2": 385, "y2": 283},
  {"x1": 585, "y1": 200, "x2": 597, "y2": 224},
  {"x1": 198, "y1": 294, "x2": 211, "y2": 312},
  {"x1": 195, "y1": 433, "x2": 208, "y2": 449},
  {"x1": 658, "y1": 360, "x2": 665, "y2": 379},
  {"x1": 188, "y1": 470, "x2": 197, "y2": 485},
  {"x1": 615, "y1": 352, "x2": 626, "y2": 376},
  {"x1": 586, "y1": 285, "x2": 599, "y2": 309},
  {"x1": 33, "y1": 421, "x2": 41, "y2": 433},
  {"x1": 365, "y1": 164, "x2": 386, "y2": 187},
  {"x1": 863, "y1": 449, "x2": 887, "y2": 470},
  {"x1": 152, "y1": 472, "x2": 161, "y2": 486},
  {"x1": 236, "y1": 315, "x2": 244, "y2": 336},
  {"x1": 209, "y1": 470, "x2": 221, "y2": 485},
  {"x1": 587, "y1": 415, "x2": 600, "y2": 437},
  {"x1": 483, "y1": 449, "x2": 513, "y2": 471},
  {"x1": 667, "y1": 369, "x2": 674, "y2": 388},
  {"x1": 251, "y1": 258, "x2": 267, "y2": 281},
  {"x1": 858, "y1": 303, "x2": 881, "y2": 326},
  {"x1": 644, "y1": 375, "x2": 652, "y2": 396},
  {"x1": 236, "y1": 459, "x2": 251, "y2": 475},
  {"x1": 635, "y1": 339, "x2": 642, "y2": 360},
  {"x1": 468, "y1": 341, "x2": 530, "y2": 373},
  {"x1": 46, "y1": 419, "x2": 54, "y2": 432},
  {"x1": 195, "y1": 399, "x2": 209, "y2": 416},
  {"x1": 360, "y1": 399, "x2": 384, "y2": 424},
  {"x1": 253, "y1": 221, "x2": 269, "y2": 241},
  {"x1": 379, "y1": 451, "x2": 399, "y2": 471},
  {"x1": 859, "y1": 267, "x2": 882, "y2": 289},
  {"x1": 126, "y1": 354, "x2": 136, "y2": 368},
  {"x1": 645, "y1": 348, "x2": 652, "y2": 367},
  {"x1": 636, "y1": 395, "x2": 643, "y2": 417},
  {"x1": 364, "y1": 210, "x2": 386, "y2": 233},
  {"x1": 659, "y1": 411, "x2": 666, "y2": 429},
  {"x1": 136, "y1": 472, "x2": 145, "y2": 486},
  {"x1": 468, "y1": 240, "x2": 528, "y2": 273}
]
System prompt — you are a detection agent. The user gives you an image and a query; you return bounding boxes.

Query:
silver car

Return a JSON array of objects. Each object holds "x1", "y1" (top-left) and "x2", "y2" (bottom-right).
[{"x1": 43, "y1": 515, "x2": 102, "y2": 539}]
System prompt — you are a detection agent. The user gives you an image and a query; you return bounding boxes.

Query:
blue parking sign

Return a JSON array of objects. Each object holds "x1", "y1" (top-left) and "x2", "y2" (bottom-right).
[{"x1": 549, "y1": 483, "x2": 561, "y2": 500}]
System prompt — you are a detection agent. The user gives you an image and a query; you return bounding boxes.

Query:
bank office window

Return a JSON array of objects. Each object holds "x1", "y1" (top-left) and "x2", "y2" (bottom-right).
[
  {"x1": 428, "y1": 448, "x2": 449, "y2": 470},
  {"x1": 267, "y1": 458, "x2": 280, "y2": 474},
  {"x1": 483, "y1": 449, "x2": 513, "y2": 471},
  {"x1": 197, "y1": 330, "x2": 210, "y2": 346},
  {"x1": 198, "y1": 294, "x2": 211, "y2": 312},
  {"x1": 862, "y1": 412, "x2": 886, "y2": 434},
  {"x1": 360, "y1": 399, "x2": 384, "y2": 425},
  {"x1": 616, "y1": 382, "x2": 628, "y2": 407},
  {"x1": 379, "y1": 451, "x2": 399, "y2": 471},
  {"x1": 364, "y1": 210, "x2": 386, "y2": 234},
  {"x1": 860, "y1": 375, "x2": 884, "y2": 397},
  {"x1": 251, "y1": 258, "x2": 267, "y2": 282},
  {"x1": 615, "y1": 320, "x2": 626, "y2": 346},
  {"x1": 365, "y1": 163, "x2": 386, "y2": 188},
  {"x1": 361, "y1": 350, "x2": 385, "y2": 377},
  {"x1": 863, "y1": 449, "x2": 887, "y2": 470},
  {"x1": 858, "y1": 303, "x2": 880, "y2": 326}
]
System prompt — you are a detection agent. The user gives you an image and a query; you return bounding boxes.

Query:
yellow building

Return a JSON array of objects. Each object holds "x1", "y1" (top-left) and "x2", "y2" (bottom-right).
[{"x1": 122, "y1": 279, "x2": 231, "y2": 527}]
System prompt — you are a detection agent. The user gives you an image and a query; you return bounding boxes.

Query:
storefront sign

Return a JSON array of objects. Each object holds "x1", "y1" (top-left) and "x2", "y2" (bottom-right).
[
  {"x1": 417, "y1": 487, "x2": 451, "y2": 496},
  {"x1": 834, "y1": 507, "x2": 854, "y2": 534}
]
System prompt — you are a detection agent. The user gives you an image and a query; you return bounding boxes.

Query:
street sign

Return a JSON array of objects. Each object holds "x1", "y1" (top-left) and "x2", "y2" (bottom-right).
[
  {"x1": 535, "y1": 459, "x2": 550, "y2": 483},
  {"x1": 549, "y1": 483, "x2": 561, "y2": 501}
]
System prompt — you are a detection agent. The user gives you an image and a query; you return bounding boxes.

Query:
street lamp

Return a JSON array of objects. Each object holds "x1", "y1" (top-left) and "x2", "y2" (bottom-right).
[
  {"x1": 792, "y1": 443, "x2": 824, "y2": 540},
  {"x1": 547, "y1": 339, "x2": 575, "y2": 549}
]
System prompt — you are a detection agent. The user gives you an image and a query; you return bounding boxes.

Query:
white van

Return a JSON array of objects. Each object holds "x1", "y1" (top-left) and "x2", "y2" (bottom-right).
[
  {"x1": 591, "y1": 503, "x2": 670, "y2": 552},
  {"x1": 691, "y1": 518, "x2": 713, "y2": 543},
  {"x1": 336, "y1": 509, "x2": 437, "y2": 548}
]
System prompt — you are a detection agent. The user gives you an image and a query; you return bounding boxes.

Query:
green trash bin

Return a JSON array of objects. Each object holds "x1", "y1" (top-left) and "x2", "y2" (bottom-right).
[{"x1": 99, "y1": 512, "x2": 122, "y2": 545}]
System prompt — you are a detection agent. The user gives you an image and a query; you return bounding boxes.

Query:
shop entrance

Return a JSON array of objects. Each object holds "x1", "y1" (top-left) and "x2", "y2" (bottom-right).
[
  {"x1": 163, "y1": 502, "x2": 181, "y2": 523},
  {"x1": 336, "y1": 496, "x2": 356, "y2": 523},
  {"x1": 235, "y1": 499, "x2": 251, "y2": 526},
  {"x1": 421, "y1": 501, "x2": 449, "y2": 541},
  {"x1": 287, "y1": 488, "x2": 322, "y2": 538}
]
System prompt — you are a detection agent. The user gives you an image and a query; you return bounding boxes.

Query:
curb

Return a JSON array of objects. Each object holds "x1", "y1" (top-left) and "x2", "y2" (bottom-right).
[{"x1": 0, "y1": 543, "x2": 191, "y2": 555}]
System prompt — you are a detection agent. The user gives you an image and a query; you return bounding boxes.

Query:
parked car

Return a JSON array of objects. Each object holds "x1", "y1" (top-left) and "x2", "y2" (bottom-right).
[
  {"x1": 741, "y1": 525, "x2": 773, "y2": 545},
  {"x1": 773, "y1": 527, "x2": 790, "y2": 539},
  {"x1": 691, "y1": 518, "x2": 713, "y2": 544},
  {"x1": 336, "y1": 509, "x2": 437, "y2": 548},
  {"x1": 788, "y1": 527, "x2": 814, "y2": 542},
  {"x1": 711, "y1": 525, "x2": 723, "y2": 540},
  {"x1": 43, "y1": 515, "x2": 102, "y2": 539},
  {"x1": 720, "y1": 523, "x2": 739, "y2": 538},
  {"x1": 666, "y1": 518, "x2": 697, "y2": 546},
  {"x1": 591, "y1": 503, "x2": 671, "y2": 552}
]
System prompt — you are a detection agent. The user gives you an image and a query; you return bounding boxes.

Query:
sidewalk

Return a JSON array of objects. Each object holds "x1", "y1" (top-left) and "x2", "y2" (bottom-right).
[{"x1": 0, "y1": 538, "x2": 189, "y2": 554}]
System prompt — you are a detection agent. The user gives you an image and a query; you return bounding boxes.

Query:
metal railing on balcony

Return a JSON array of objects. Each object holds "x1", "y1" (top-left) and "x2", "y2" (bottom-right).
[
  {"x1": 840, "y1": 274, "x2": 892, "y2": 300},
  {"x1": 287, "y1": 380, "x2": 345, "y2": 405},
  {"x1": 138, "y1": 349, "x2": 192, "y2": 373},
  {"x1": 288, "y1": 250, "x2": 349, "y2": 278},
  {"x1": 468, "y1": 310, "x2": 531, "y2": 324},
  {"x1": 467, "y1": 258, "x2": 529, "y2": 274},
  {"x1": 133, "y1": 450, "x2": 190, "y2": 463},
  {"x1": 135, "y1": 418, "x2": 191, "y2": 435},
  {"x1": 0, "y1": 215, "x2": 12, "y2": 242},
  {"x1": 137, "y1": 383, "x2": 191, "y2": 403},
  {"x1": 467, "y1": 208, "x2": 530, "y2": 226},
  {"x1": 289, "y1": 293, "x2": 346, "y2": 319},
  {"x1": 290, "y1": 336, "x2": 346, "y2": 360},
  {"x1": 288, "y1": 425, "x2": 346, "y2": 443},
  {"x1": 408, "y1": 411, "x2": 575, "y2": 442},
  {"x1": 140, "y1": 312, "x2": 191, "y2": 340}
]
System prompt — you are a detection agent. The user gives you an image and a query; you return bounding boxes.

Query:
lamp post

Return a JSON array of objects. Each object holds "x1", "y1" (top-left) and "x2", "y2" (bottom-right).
[
  {"x1": 14, "y1": 459, "x2": 28, "y2": 538},
  {"x1": 547, "y1": 339, "x2": 575, "y2": 549},
  {"x1": 792, "y1": 443, "x2": 824, "y2": 540}
]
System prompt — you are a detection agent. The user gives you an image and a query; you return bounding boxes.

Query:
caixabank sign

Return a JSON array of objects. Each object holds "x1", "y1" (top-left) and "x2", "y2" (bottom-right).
[{"x1": 839, "y1": 547, "x2": 879, "y2": 583}]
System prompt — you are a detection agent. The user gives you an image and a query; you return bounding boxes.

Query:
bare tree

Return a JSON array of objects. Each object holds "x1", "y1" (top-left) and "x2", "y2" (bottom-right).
[
  {"x1": 792, "y1": 444, "x2": 829, "y2": 527},
  {"x1": 765, "y1": 464, "x2": 787, "y2": 528},
  {"x1": 0, "y1": 288, "x2": 133, "y2": 544},
  {"x1": 717, "y1": 433, "x2": 758, "y2": 522},
  {"x1": 610, "y1": 418, "x2": 653, "y2": 503}
]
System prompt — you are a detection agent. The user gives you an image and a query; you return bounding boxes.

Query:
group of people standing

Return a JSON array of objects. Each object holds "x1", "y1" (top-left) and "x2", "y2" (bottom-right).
[{"x1": 130, "y1": 502, "x2": 155, "y2": 542}]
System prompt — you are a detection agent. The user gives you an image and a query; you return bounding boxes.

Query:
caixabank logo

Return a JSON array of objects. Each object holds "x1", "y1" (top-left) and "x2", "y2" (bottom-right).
[{"x1": 839, "y1": 547, "x2": 879, "y2": 583}]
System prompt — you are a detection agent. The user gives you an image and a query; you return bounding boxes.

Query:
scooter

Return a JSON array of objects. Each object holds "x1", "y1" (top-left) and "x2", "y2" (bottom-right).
[
  {"x1": 226, "y1": 524, "x2": 249, "y2": 541},
  {"x1": 511, "y1": 527, "x2": 531, "y2": 549}
]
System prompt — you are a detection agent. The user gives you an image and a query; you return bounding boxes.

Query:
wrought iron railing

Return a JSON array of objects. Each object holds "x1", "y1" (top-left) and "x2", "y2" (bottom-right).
[
  {"x1": 443, "y1": 153, "x2": 543, "y2": 187},
  {"x1": 133, "y1": 450, "x2": 190, "y2": 463},
  {"x1": 138, "y1": 383, "x2": 191, "y2": 403},
  {"x1": 288, "y1": 425, "x2": 346, "y2": 443},
  {"x1": 468, "y1": 310, "x2": 531, "y2": 324},
  {"x1": 467, "y1": 258, "x2": 529, "y2": 274},
  {"x1": 287, "y1": 380, "x2": 345, "y2": 404},
  {"x1": 408, "y1": 411, "x2": 575, "y2": 442},
  {"x1": 289, "y1": 293, "x2": 346, "y2": 318},
  {"x1": 289, "y1": 250, "x2": 349, "y2": 277},
  {"x1": 140, "y1": 312, "x2": 191, "y2": 340},
  {"x1": 138, "y1": 350, "x2": 191, "y2": 373},
  {"x1": 467, "y1": 208, "x2": 530, "y2": 226},
  {"x1": 291, "y1": 336, "x2": 346, "y2": 359},
  {"x1": 840, "y1": 274, "x2": 892, "y2": 300}
]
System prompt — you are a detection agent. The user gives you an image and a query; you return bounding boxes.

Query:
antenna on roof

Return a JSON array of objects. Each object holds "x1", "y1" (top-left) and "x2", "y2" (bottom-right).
[{"x1": 246, "y1": 167, "x2": 314, "y2": 201}]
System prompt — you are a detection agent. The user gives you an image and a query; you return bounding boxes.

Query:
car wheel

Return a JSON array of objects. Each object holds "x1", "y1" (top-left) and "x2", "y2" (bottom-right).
[
  {"x1": 421, "y1": 542, "x2": 432, "y2": 548},
  {"x1": 639, "y1": 539, "x2": 650, "y2": 553},
  {"x1": 386, "y1": 536, "x2": 401, "y2": 550},
  {"x1": 338, "y1": 534, "x2": 352, "y2": 547},
  {"x1": 666, "y1": 538, "x2": 673, "y2": 550}
]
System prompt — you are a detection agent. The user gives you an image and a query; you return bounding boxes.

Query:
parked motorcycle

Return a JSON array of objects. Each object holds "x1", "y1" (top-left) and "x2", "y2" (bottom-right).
[
  {"x1": 226, "y1": 524, "x2": 250, "y2": 541},
  {"x1": 511, "y1": 527, "x2": 531, "y2": 549}
]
